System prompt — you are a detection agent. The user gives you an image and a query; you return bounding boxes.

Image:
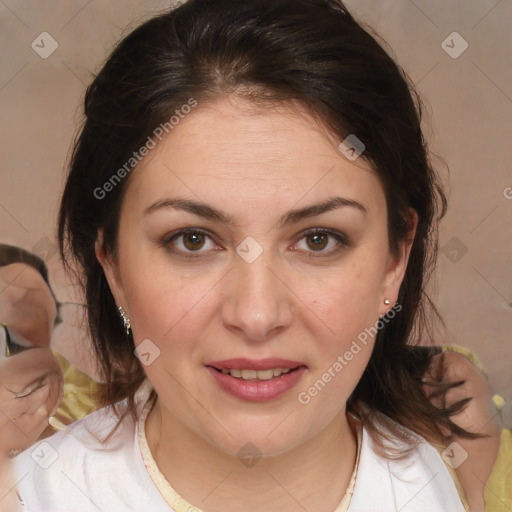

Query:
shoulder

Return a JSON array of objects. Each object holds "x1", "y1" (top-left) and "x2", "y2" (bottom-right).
[
  {"x1": 11, "y1": 381, "x2": 170, "y2": 511},
  {"x1": 12, "y1": 403, "x2": 132, "y2": 510},
  {"x1": 349, "y1": 410, "x2": 468, "y2": 512},
  {"x1": 14, "y1": 399, "x2": 134, "y2": 465}
]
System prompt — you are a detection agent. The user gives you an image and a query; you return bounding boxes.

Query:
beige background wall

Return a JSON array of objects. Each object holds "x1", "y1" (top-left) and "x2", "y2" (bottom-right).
[{"x1": 1, "y1": 1, "x2": 511, "y2": 408}]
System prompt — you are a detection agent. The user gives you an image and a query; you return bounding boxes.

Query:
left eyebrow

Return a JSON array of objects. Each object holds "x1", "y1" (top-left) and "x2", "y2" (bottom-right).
[
  {"x1": 277, "y1": 196, "x2": 368, "y2": 228},
  {"x1": 143, "y1": 195, "x2": 368, "y2": 227}
]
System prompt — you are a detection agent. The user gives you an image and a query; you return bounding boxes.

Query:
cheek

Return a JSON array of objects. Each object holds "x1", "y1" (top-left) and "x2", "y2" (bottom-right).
[
  {"x1": 296, "y1": 266, "x2": 380, "y2": 416},
  {"x1": 306, "y1": 256, "x2": 384, "y2": 341},
  {"x1": 122, "y1": 260, "x2": 215, "y2": 352}
]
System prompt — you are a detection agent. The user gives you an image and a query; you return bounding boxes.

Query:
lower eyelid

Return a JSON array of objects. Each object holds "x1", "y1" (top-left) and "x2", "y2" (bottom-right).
[
  {"x1": 295, "y1": 239, "x2": 346, "y2": 257},
  {"x1": 298, "y1": 229, "x2": 348, "y2": 246},
  {"x1": 163, "y1": 229, "x2": 349, "y2": 256},
  {"x1": 167, "y1": 232, "x2": 218, "y2": 252}
]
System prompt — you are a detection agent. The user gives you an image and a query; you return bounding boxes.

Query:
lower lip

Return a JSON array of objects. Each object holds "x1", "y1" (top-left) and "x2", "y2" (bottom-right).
[{"x1": 206, "y1": 366, "x2": 306, "y2": 402}]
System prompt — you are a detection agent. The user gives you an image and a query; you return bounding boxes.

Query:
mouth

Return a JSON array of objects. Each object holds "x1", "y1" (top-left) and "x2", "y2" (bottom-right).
[
  {"x1": 212, "y1": 366, "x2": 299, "y2": 380},
  {"x1": 205, "y1": 358, "x2": 307, "y2": 401}
]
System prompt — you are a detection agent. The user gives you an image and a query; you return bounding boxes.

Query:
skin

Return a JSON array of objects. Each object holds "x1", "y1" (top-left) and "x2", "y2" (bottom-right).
[
  {"x1": 0, "y1": 263, "x2": 57, "y2": 348},
  {"x1": 0, "y1": 263, "x2": 63, "y2": 455},
  {"x1": 0, "y1": 263, "x2": 63, "y2": 511},
  {"x1": 98, "y1": 96, "x2": 416, "y2": 512},
  {"x1": 426, "y1": 351, "x2": 502, "y2": 512}
]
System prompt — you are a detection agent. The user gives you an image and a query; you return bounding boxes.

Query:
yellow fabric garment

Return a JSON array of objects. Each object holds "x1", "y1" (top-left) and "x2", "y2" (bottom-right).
[
  {"x1": 442, "y1": 344, "x2": 512, "y2": 511},
  {"x1": 484, "y1": 428, "x2": 512, "y2": 511},
  {"x1": 41, "y1": 350, "x2": 103, "y2": 438}
]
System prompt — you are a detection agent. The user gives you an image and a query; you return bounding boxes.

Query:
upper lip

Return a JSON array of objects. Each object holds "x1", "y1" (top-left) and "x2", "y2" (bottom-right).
[{"x1": 206, "y1": 358, "x2": 305, "y2": 371}]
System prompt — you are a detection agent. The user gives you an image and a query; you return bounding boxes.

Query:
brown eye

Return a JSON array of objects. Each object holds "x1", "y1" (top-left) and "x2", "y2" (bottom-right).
[
  {"x1": 305, "y1": 232, "x2": 328, "y2": 251},
  {"x1": 182, "y1": 231, "x2": 206, "y2": 251},
  {"x1": 294, "y1": 228, "x2": 349, "y2": 257},
  {"x1": 164, "y1": 228, "x2": 220, "y2": 257}
]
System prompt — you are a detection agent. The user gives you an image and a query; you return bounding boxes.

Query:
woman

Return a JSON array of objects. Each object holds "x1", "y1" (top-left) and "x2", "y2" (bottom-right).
[{"x1": 10, "y1": 0, "x2": 488, "y2": 510}]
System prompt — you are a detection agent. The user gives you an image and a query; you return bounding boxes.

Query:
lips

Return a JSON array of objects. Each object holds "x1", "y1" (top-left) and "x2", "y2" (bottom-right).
[
  {"x1": 206, "y1": 358, "x2": 304, "y2": 371},
  {"x1": 206, "y1": 358, "x2": 307, "y2": 401},
  {"x1": 220, "y1": 368, "x2": 292, "y2": 380}
]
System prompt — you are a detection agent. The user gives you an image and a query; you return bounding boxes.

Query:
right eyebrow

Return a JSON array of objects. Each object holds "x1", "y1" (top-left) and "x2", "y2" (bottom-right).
[{"x1": 144, "y1": 195, "x2": 368, "y2": 227}]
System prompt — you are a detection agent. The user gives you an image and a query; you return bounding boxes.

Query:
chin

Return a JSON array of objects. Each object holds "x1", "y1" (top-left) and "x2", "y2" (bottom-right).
[{"x1": 204, "y1": 416, "x2": 309, "y2": 460}]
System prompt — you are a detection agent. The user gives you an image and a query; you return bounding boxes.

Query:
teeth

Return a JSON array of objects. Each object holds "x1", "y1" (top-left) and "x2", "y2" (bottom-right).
[
  {"x1": 241, "y1": 369, "x2": 258, "y2": 380},
  {"x1": 220, "y1": 367, "x2": 294, "y2": 380},
  {"x1": 253, "y1": 369, "x2": 273, "y2": 380}
]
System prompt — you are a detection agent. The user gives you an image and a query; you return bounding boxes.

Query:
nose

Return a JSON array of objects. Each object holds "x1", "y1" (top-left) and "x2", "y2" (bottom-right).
[{"x1": 221, "y1": 252, "x2": 294, "y2": 343}]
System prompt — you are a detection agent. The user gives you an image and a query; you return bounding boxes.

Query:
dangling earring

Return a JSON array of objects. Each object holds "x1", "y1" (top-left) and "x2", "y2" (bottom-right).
[
  {"x1": 118, "y1": 306, "x2": 131, "y2": 335},
  {"x1": 384, "y1": 299, "x2": 390, "y2": 305}
]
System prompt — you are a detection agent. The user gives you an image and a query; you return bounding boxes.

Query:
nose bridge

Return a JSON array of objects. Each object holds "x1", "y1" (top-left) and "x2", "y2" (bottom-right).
[{"x1": 222, "y1": 245, "x2": 293, "y2": 341}]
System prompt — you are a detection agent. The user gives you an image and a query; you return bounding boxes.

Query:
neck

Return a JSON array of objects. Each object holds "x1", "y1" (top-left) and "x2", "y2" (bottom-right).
[{"x1": 145, "y1": 399, "x2": 358, "y2": 512}]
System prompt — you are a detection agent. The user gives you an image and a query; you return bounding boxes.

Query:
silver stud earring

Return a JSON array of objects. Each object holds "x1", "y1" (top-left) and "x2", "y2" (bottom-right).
[
  {"x1": 117, "y1": 306, "x2": 131, "y2": 335},
  {"x1": 384, "y1": 299, "x2": 390, "y2": 305}
]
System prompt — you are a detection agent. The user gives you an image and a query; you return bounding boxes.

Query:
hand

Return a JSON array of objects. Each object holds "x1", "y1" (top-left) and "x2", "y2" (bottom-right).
[{"x1": 0, "y1": 347, "x2": 63, "y2": 456}]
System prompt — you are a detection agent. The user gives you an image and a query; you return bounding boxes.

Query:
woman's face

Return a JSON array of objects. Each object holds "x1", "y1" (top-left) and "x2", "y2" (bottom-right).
[{"x1": 99, "y1": 96, "x2": 415, "y2": 457}]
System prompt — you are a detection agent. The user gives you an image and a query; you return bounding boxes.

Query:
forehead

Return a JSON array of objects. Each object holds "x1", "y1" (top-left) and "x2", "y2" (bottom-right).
[{"x1": 123, "y1": 96, "x2": 385, "y2": 219}]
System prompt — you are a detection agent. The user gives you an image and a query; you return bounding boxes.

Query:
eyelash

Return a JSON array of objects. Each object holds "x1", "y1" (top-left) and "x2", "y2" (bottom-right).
[{"x1": 162, "y1": 227, "x2": 349, "y2": 259}]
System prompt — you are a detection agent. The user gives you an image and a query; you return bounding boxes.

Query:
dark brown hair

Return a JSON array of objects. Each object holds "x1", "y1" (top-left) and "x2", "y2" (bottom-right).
[{"x1": 58, "y1": 0, "x2": 478, "y2": 446}]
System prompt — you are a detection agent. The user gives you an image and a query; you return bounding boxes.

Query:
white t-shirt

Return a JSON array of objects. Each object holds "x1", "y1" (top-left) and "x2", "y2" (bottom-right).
[{"x1": 10, "y1": 380, "x2": 466, "y2": 512}]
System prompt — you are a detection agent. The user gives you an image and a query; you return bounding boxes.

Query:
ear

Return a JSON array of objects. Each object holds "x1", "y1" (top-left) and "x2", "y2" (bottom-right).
[
  {"x1": 95, "y1": 230, "x2": 127, "y2": 310},
  {"x1": 379, "y1": 208, "x2": 418, "y2": 316}
]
